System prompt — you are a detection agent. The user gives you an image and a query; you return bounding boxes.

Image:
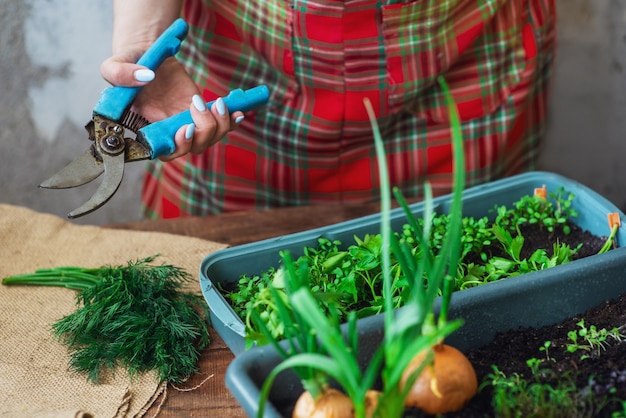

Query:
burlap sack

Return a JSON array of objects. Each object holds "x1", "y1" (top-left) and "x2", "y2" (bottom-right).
[{"x1": 0, "y1": 204, "x2": 227, "y2": 417}]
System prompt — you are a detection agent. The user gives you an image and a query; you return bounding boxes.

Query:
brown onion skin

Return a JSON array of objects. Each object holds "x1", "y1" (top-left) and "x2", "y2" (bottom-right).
[
  {"x1": 292, "y1": 388, "x2": 354, "y2": 418},
  {"x1": 401, "y1": 343, "x2": 477, "y2": 415},
  {"x1": 292, "y1": 388, "x2": 382, "y2": 418},
  {"x1": 364, "y1": 390, "x2": 381, "y2": 417}
]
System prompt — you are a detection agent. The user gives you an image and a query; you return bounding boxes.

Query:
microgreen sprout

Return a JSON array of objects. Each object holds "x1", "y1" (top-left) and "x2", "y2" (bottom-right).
[
  {"x1": 482, "y1": 364, "x2": 591, "y2": 418},
  {"x1": 566, "y1": 319, "x2": 626, "y2": 359},
  {"x1": 482, "y1": 353, "x2": 626, "y2": 417},
  {"x1": 494, "y1": 186, "x2": 578, "y2": 235},
  {"x1": 539, "y1": 340, "x2": 555, "y2": 362}
]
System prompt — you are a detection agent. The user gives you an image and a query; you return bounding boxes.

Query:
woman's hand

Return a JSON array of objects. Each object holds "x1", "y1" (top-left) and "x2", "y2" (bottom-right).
[{"x1": 100, "y1": 46, "x2": 244, "y2": 162}]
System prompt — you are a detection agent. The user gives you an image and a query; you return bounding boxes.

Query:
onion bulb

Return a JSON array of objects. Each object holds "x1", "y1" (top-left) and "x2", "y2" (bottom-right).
[
  {"x1": 292, "y1": 388, "x2": 381, "y2": 418},
  {"x1": 292, "y1": 388, "x2": 353, "y2": 418},
  {"x1": 401, "y1": 343, "x2": 477, "y2": 414}
]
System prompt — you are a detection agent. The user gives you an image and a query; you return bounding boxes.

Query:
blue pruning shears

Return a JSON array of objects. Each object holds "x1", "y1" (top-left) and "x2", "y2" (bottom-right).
[{"x1": 41, "y1": 18, "x2": 270, "y2": 219}]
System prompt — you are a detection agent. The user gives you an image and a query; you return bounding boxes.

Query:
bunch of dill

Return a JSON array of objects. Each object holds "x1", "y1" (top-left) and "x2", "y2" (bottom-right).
[{"x1": 2, "y1": 255, "x2": 210, "y2": 383}]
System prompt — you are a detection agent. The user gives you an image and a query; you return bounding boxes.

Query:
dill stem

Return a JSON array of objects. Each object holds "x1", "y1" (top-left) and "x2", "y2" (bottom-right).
[{"x1": 2, "y1": 268, "x2": 101, "y2": 291}]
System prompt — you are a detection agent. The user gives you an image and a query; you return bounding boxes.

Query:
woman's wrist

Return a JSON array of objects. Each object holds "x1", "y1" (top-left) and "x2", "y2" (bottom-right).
[{"x1": 111, "y1": 0, "x2": 183, "y2": 54}]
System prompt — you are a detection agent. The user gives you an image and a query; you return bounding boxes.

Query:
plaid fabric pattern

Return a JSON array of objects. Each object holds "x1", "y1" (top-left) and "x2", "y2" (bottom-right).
[{"x1": 142, "y1": 0, "x2": 556, "y2": 218}]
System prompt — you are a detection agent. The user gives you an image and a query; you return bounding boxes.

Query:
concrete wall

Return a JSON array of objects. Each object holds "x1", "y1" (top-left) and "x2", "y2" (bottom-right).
[
  {"x1": 537, "y1": 0, "x2": 626, "y2": 210},
  {"x1": 0, "y1": 0, "x2": 140, "y2": 225},
  {"x1": 1, "y1": 0, "x2": 624, "y2": 225}
]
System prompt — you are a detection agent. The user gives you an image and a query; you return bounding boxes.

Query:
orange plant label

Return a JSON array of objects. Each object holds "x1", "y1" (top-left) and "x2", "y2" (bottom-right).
[
  {"x1": 534, "y1": 185, "x2": 547, "y2": 199},
  {"x1": 608, "y1": 212, "x2": 621, "y2": 229}
]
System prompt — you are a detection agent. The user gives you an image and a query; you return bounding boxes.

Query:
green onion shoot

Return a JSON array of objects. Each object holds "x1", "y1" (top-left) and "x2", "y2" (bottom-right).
[{"x1": 255, "y1": 76, "x2": 477, "y2": 418}]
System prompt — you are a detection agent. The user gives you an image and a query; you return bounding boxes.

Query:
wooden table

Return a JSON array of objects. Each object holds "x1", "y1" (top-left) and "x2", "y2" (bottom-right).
[{"x1": 110, "y1": 201, "x2": 385, "y2": 417}]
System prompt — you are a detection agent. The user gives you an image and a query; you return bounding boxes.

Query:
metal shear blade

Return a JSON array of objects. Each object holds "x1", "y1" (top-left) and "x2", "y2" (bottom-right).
[
  {"x1": 39, "y1": 147, "x2": 104, "y2": 189},
  {"x1": 65, "y1": 151, "x2": 124, "y2": 219},
  {"x1": 40, "y1": 116, "x2": 150, "y2": 218}
]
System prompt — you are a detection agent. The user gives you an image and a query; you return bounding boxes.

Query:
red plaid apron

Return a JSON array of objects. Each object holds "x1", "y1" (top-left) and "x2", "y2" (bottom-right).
[{"x1": 142, "y1": 0, "x2": 556, "y2": 218}]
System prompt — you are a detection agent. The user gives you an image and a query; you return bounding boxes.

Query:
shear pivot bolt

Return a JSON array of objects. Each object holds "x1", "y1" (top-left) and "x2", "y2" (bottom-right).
[
  {"x1": 105, "y1": 136, "x2": 121, "y2": 148},
  {"x1": 100, "y1": 133, "x2": 125, "y2": 156}
]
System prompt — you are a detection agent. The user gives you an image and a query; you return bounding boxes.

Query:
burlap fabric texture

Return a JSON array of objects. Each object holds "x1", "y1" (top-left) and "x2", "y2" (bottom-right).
[{"x1": 0, "y1": 204, "x2": 227, "y2": 417}]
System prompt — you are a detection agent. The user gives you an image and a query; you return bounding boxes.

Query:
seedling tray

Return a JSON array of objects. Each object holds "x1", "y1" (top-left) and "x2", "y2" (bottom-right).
[{"x1": 199, "y1": 171, "x2": 626, "y2": 356}]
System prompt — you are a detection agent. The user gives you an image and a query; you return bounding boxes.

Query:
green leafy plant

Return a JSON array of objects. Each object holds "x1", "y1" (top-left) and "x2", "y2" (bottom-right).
[
  {"x1": 494, "y1": 186, "x2": 578, "y2": 235},
  {"x1": 2, "y1": 255, "x2": 210, "y2": 383},
  {"x1": 464, "y1": 224, "x2": 582, "y2": 285},
  {"x1": 566, "y1": 319, "x2": 626, "y2": 359},
  {"x1": 254, "y1": 251, "x2": 452, "y2": 418}
]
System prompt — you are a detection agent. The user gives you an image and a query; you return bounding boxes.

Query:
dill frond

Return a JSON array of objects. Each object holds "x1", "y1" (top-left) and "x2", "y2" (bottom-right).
[{"x1": 3, "y1": 255, "x2": 210, "y2": 383}]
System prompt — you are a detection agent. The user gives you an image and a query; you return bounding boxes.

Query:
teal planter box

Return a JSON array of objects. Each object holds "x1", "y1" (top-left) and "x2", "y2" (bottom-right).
[{"x1": 200, "y1": 172, "x2": 626, "y2": 359}]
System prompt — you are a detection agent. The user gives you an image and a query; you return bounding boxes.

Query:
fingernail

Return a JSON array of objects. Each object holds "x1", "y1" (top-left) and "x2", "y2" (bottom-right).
[
  {"x1": 235, "y1": 115, "x2": 245, "y2": 124},
  {"x1": 192, "y1": 94, "x2": 207, "y2": 112},
  {"x1": 134, "y1": 69, "x2": 155, "y2": 82},
  {"x1": 215, "y1": 97, "x2": 226, "y2": 116},
  {"x1": 185, "y1": 123, "x2": 195, "y2": 140}
]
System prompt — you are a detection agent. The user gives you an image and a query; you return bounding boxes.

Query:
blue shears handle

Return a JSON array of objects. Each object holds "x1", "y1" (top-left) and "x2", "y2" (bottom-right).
[
  {"x1": 92, "y1": 17, "x2": 270, "y2": 159},
  {"x1": 137, "y1": 85, "x2": 270, "y2": 158}
]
